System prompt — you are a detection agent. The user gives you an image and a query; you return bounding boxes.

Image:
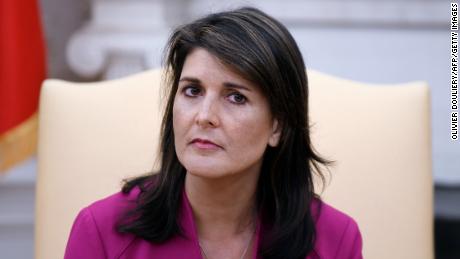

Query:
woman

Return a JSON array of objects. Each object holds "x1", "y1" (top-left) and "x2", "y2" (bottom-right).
[{"x1": 64, "y1": 7, "x2": 362, "y2": 259}]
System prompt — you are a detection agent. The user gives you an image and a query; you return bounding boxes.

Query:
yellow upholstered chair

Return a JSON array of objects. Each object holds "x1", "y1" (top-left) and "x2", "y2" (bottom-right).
[{"x1": 35, "y1": 69, "x2": 433, "y2": 259}]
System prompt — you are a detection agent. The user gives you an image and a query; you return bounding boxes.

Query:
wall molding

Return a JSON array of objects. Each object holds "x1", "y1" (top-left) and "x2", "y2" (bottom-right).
[{"x1": 66, "y1": 0, "x2": 447, "y2": 79}]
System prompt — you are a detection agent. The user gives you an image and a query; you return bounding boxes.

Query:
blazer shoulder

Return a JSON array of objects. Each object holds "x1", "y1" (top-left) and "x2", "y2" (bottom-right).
[
  {"x1": 66, "y1": 187, "x2": 141, "y2": 259},
  {"x1": 311, "y1": 200, "x2": 363, "y2": 259},
  {"x1": 87, "y1": 186, "x2": 140, "y2": 221}
]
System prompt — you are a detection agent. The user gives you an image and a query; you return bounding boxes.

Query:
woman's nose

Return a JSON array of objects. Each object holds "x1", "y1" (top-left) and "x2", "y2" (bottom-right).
[{"x1": 195, "y1": 96, "x2": 220, "y2": 128}]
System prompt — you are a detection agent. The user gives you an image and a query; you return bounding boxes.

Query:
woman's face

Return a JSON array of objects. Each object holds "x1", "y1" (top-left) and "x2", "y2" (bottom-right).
[{"x1": 173, "y1": 48, "x2": 280, "y2": 179}]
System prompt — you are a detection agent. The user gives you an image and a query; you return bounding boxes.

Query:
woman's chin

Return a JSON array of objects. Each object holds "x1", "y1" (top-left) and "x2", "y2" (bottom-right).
[
  {"x1": 185, "y1": 168, "x2": 228, "y2": 179},
  {"x1": 180, "y1": 156, "x2": 232, "y2": 179}
]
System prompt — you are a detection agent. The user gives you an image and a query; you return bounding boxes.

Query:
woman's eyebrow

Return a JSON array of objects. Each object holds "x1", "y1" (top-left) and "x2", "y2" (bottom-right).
[
  {"x1": 179, "y1": 77, "x2": 200, "y2": 83},
  {"x1": 179, "y1": 76, "x2": 251, "y2": 91},
  {"x1": 223, "y1": 82, "x2": 251, "y2": 92}
]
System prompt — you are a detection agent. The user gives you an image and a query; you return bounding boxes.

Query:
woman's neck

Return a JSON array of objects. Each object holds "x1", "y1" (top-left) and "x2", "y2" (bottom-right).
[{"x1": 184, "y1": 171, "x2": 259, "y2": 241}]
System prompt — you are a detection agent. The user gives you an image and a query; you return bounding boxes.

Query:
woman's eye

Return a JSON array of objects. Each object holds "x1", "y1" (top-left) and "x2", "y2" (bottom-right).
[
  {"x1": 228, "y1": 92, "x2": 247, "y2": 104},
  {"x1": 183, "y1": 86, "x2": 201, "y2": 97}
]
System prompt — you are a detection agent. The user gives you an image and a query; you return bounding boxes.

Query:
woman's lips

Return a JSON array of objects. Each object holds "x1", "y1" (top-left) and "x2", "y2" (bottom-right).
[{"x1": 190, "y1": 138, "x2": 221, "y2": 150}]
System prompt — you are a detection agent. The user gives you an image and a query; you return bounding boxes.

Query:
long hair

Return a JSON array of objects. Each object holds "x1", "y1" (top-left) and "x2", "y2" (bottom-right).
[{"x1": 117, "y1": 7, "x2": 329, "y2": 258}]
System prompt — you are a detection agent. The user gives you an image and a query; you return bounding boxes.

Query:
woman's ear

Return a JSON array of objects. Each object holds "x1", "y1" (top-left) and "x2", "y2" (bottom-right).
[{"x1": 268, "y1": 119, "x2": 281, "y2": 147}]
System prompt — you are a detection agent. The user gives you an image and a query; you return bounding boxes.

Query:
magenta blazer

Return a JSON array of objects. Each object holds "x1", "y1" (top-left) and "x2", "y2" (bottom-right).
[{"x1": 64, "y1": 187, "x2": 363, "y2": 259}]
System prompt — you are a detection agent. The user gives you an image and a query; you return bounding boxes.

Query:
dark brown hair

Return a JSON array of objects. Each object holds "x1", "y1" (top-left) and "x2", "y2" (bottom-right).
[{"x1": 117, "y1": 7, "x2": 329, "y2": 259}]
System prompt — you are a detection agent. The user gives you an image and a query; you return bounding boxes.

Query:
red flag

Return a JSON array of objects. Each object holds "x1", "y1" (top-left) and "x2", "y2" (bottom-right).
[{"x1": 0, "y1": 0, "x2": 46, "y2": 172}]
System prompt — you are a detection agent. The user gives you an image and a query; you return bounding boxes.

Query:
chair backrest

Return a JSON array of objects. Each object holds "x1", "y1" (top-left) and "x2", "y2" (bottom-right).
[{"x1": 35, "y1": 69, "x2": 433, "y2": 259}]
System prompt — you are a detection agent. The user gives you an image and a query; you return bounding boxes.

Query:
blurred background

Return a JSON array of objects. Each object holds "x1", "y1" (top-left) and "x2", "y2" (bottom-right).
[{"x1": 0, "y1": 0, "x2": 457, "y2": 258}]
